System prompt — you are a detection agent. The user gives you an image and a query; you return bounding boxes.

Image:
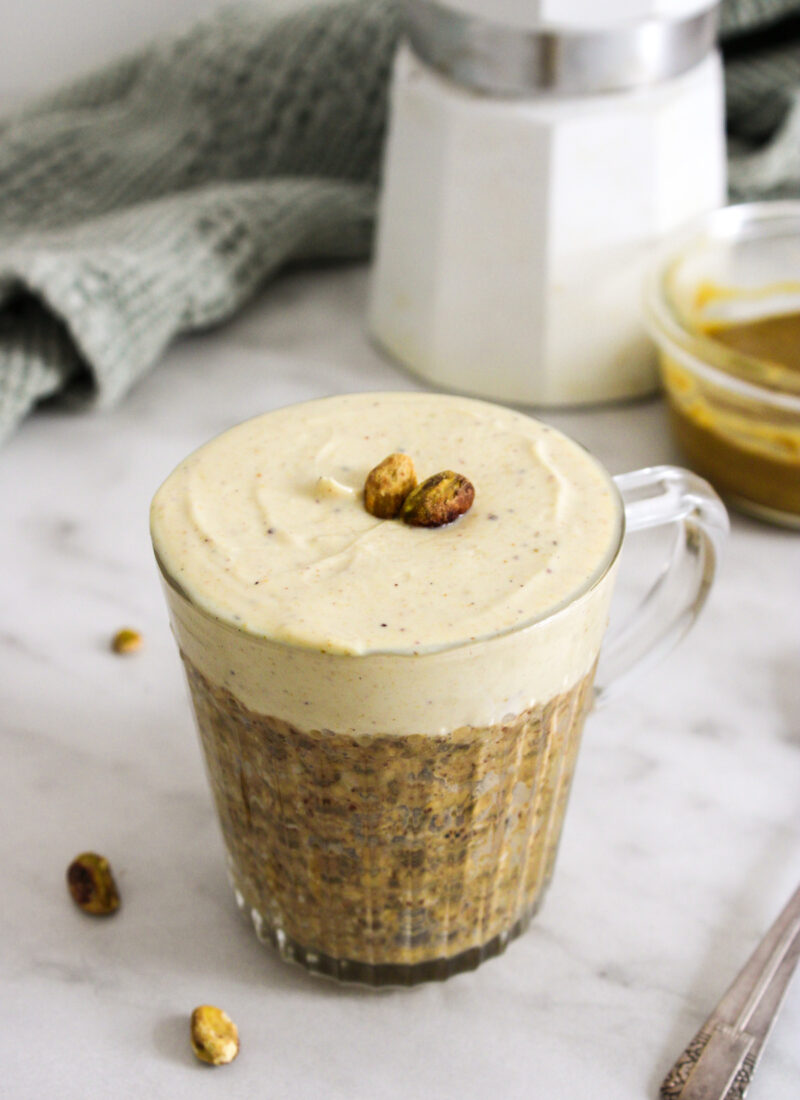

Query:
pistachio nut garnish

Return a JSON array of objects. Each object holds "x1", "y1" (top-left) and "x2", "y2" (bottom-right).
[
  {"x1": 364, "y1": 453, "x2": 417, "y2": 519},
  {"x1": 66, "y1": 852, "x2": 121, "y2": 916},
  {"x1": 190, "y1": 1005, "x2": 240, "y2": 1066},
  {"x1": 401, "y1": 470, "x2": 475, "y2": 527},
  {"x1": 111, "y1": 628, "x2": 143, "y2": 655}
]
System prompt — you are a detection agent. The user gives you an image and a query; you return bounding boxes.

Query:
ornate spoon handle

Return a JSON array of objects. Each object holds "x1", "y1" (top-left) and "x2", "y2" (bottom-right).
[{"x1": 661, "y1": 882, "x2": 800, "y2": 1100}]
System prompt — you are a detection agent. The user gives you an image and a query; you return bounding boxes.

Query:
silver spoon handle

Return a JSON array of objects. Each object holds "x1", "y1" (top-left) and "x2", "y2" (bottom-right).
[{"x1": 661, "y1": 883, "x2": 800, "y2": 1100}]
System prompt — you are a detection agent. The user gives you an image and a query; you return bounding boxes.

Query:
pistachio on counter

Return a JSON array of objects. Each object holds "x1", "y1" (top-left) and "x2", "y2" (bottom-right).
[
  {"x1": 190, "y1": 1005, "x2": 240, "y2": 1066},
  {"x1": 66, "y1": 852, "x2": 121, "y2": 916},
  {"x1": 111, "y1": 628, "x2": 143, "y2": 655}
]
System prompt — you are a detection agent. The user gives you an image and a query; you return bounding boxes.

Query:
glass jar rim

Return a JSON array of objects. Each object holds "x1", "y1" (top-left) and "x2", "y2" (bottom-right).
[{"x1": 644, "y1": 201, "x2": 800, "y2": 409}]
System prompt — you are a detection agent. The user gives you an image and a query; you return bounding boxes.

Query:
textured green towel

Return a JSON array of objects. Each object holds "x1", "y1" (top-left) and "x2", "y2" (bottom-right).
[
  {"x1": 723, "y1": 0, "x2": 800, "y2": 195},
  {"x1": 1, "y1": 0, "x2": 799, "y2": 442},
  {"x1": 0, "y1": 1, "x2": 399, "y2": 442}
]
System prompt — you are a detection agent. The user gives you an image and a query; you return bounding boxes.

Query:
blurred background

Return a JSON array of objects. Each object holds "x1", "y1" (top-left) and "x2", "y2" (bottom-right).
[{"x1": 0, "y1": 0, "x2": 319, "y2": 102}]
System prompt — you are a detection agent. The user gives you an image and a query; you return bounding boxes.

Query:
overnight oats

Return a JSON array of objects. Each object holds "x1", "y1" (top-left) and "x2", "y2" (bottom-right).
[{"x1": 150, "y1": 393, "x2": 624, "y2": 984}]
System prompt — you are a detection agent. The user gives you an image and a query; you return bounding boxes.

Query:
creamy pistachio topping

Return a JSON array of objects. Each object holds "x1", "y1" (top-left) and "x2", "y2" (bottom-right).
[{"x1": 151, "y1": 393, "x2": 621, "y2": 656}]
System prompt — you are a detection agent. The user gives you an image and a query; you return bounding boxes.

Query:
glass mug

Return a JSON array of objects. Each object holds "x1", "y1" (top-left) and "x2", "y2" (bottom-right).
[{"x1": 153, "y1": 411, "x2": 727, "y2": 987}]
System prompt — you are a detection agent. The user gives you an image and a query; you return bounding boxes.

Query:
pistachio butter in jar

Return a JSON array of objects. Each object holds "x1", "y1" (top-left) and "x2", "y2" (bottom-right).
[{"x1": 646, "y1": 202, "x2": 800, "y2": 528}]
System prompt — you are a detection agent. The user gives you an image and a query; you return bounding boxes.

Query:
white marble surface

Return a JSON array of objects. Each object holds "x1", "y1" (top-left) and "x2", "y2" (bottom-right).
[{"x1": 1, "y1": 266, "x2": 798, "y2": 1099}]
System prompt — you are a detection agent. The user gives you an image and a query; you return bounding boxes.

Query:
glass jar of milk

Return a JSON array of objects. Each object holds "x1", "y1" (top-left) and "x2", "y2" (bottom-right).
[{"x1": 369, "y1": 0, "x2": 725, "y2": 406}]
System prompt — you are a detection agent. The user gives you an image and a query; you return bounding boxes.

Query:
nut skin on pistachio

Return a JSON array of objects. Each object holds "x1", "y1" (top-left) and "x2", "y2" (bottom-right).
[
  {"x1": 401, "y1": 470, "x2": 475, "y2": 527},
  {"x1": 190, "y1": 1005, "x2": 240, "y2": 1066},
  {"x1": 66, "y1": 852, "x2": 121, "y2": 916},
  {"x1": 111, "y1": 628, "x2": 142, "y2": 655},
  {"x1": 364, "y1": 453, "x2": 417, "y2": 519}
]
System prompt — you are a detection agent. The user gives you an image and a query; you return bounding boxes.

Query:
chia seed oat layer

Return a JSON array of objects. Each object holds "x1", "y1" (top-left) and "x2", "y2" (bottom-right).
[{"x1": 184, "y1": 656, "x2": 596, "y2": 985}]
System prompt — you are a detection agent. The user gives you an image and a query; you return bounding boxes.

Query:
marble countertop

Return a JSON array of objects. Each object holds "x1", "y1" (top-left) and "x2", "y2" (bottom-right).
[{"x1": 2, "y1": 266, "x2": 798, "y2": 1099}]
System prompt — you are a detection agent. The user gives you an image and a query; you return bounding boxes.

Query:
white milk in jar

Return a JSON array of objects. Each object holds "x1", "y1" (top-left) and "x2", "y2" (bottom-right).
[{"x1": 369, "y1": 0, "x2": 725, "y2": 406}]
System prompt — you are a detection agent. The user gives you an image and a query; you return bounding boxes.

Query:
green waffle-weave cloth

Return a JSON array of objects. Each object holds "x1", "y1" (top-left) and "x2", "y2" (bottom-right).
[{"x1": 1, "y1": 0, "x2": 799, "y2": 442}]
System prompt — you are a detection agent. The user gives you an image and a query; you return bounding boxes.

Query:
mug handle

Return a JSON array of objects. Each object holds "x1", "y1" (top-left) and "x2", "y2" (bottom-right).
[{"x1": 594, "y1": 466, "x2": 729, "y2": 706}]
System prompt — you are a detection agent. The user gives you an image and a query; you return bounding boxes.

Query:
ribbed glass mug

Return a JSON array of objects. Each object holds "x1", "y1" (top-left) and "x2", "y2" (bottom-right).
[{"x1": 155, "y1": 459, "x2": 726, "y2": 986}]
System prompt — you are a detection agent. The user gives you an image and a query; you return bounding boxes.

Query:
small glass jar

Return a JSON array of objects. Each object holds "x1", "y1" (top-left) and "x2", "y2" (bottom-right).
[{"x1": 646, "y1": 202, "x2": 800, "y2": 529}]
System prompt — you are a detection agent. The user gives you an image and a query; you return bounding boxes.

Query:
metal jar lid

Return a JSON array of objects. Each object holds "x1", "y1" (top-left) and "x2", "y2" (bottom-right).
[{"x1": 403, "y1": 0, "x2": 720, "y2": 97}]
